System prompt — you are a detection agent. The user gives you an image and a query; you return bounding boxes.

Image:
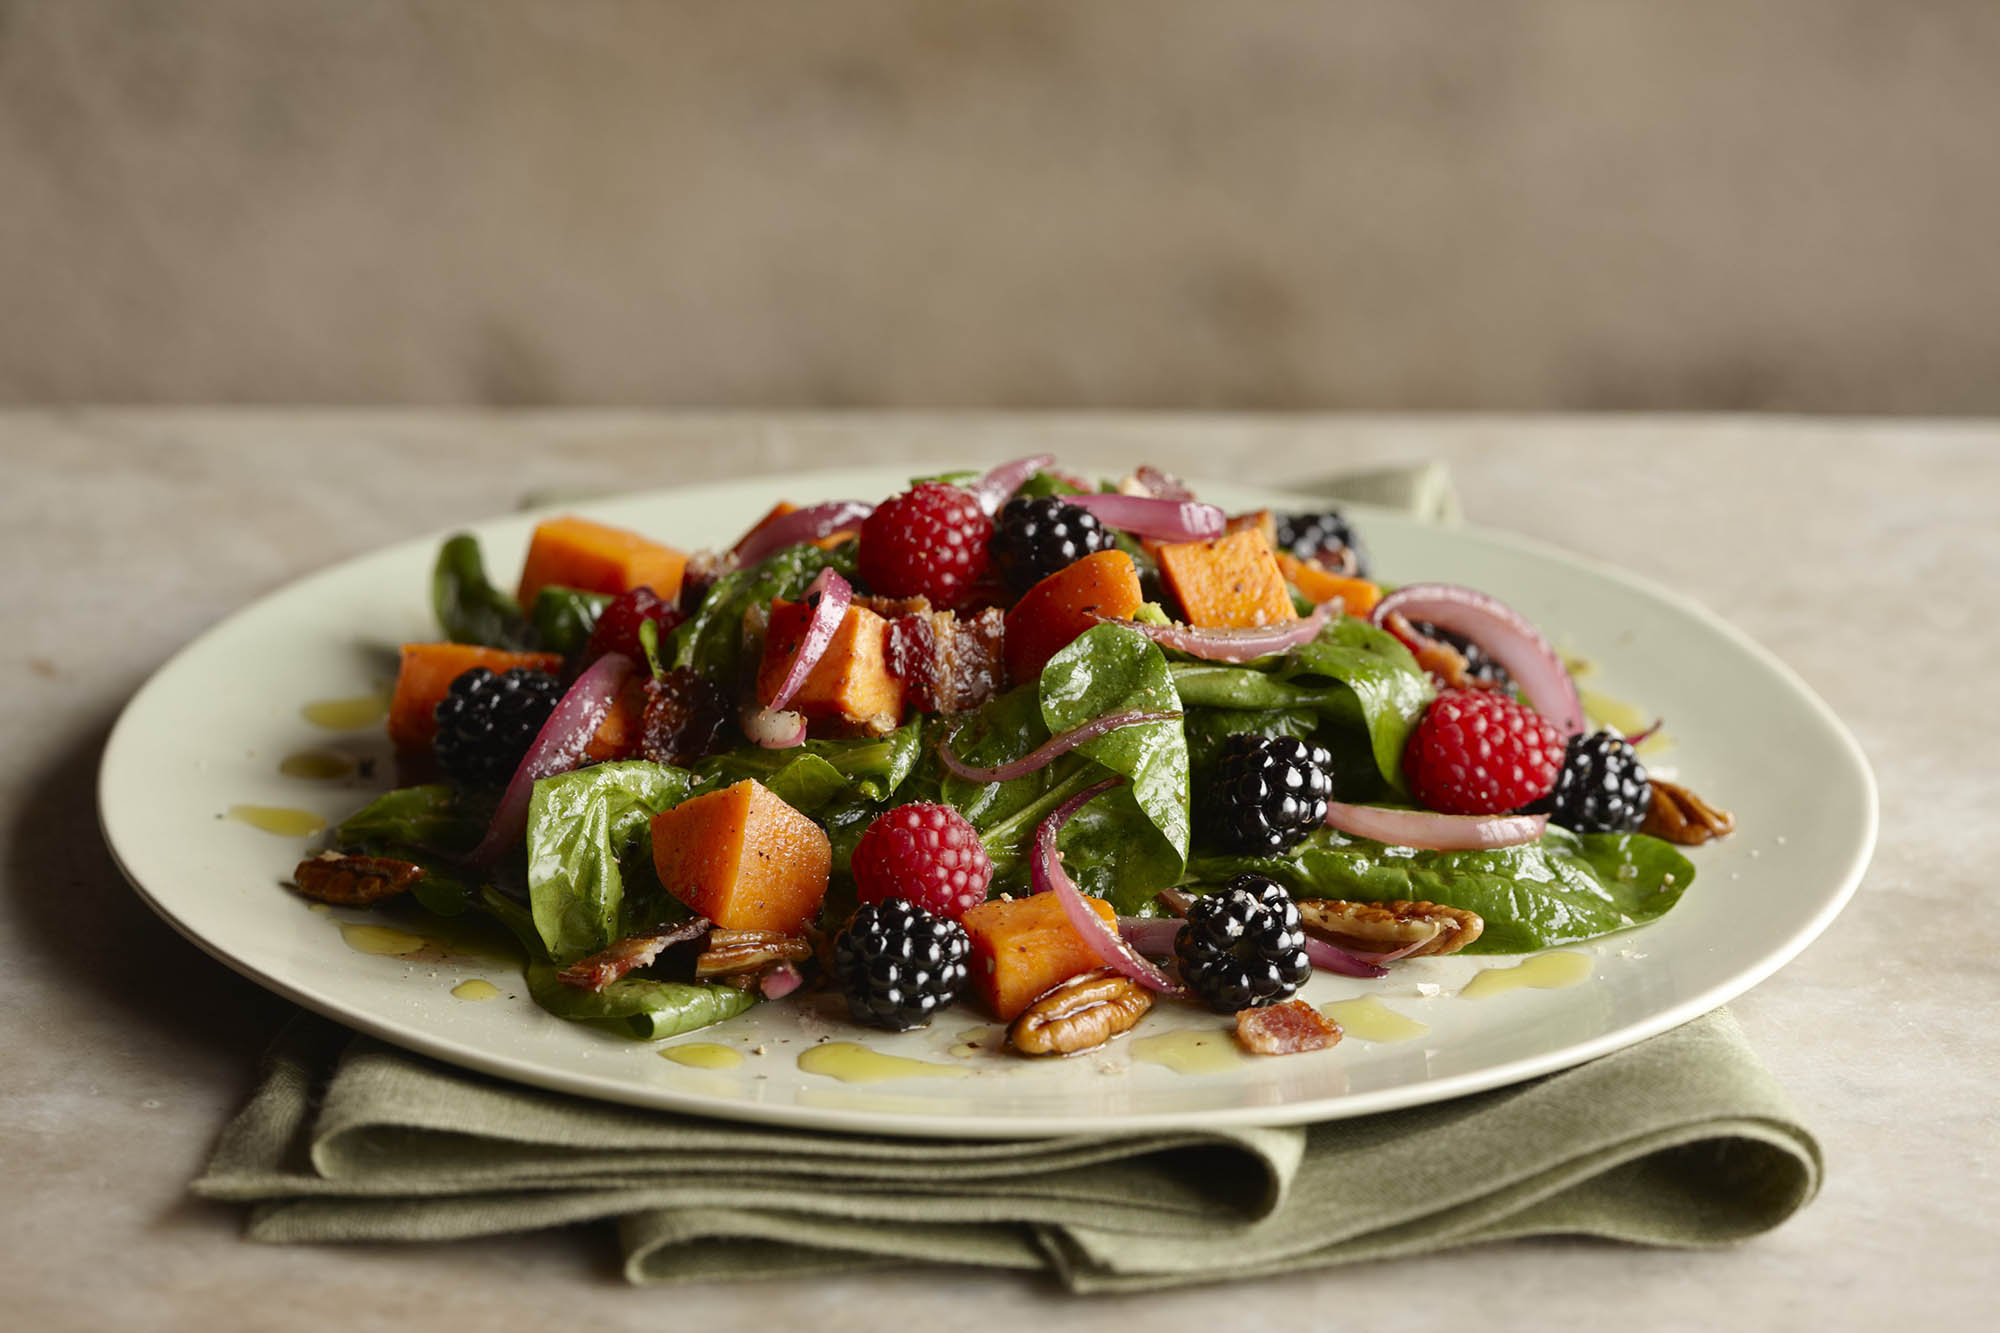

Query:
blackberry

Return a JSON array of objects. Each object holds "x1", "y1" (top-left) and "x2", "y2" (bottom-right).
[
  {"x1": 1273, "y1": 509, "x2": 1369, "y2": 577},
  {"x1": 1532, "y1": 730, "x2": 1651, "y2": 833},
  {"x1": 1209, "y1": 735, "x2": 1334, "y2": 855},
  {"x1": 1407, "y1": 620, "x2": 1512, "y2": 690},
  {"x1": 1174, "y1": 875, "x2": 1313, "y2": 1012},
  {"x1": 992, "y1": 496, "x2": 1115, "y2": 594},
  {"x1": 832, "y1": 898, "x2": 972, "y2": 1031},
  {"x1": 432, "y1": 666, "x2": 562, "y2": 787}
]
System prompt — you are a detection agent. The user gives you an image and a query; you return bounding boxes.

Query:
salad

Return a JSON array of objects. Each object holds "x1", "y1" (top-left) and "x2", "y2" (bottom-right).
[{"x1": 296, "y1": 458, "x2": 1731, "y2": 1059}]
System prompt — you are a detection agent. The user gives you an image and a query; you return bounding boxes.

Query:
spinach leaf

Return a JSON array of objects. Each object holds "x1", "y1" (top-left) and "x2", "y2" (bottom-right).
[
  {"x1": 1170, "y1": 616, "x2": 1430, "y2": 791},
  {"x1": 525, "y1": 963, "x2": 757, "y2": 1040},
  {"x1": 525, "y1": 762, "x2": 696, "y2": 964},
  {"x1": 1013, "y1": 470, "x2": 1084, "y2": 500},
  {"x1": 433, "y1": 533, "x2": 531, "y2": 648},
  {"x1": 528, "y1": 586, "x2": 609, "y2": 657},
  {"x1": 335, "y1": 784, "x2": 489, "y2": 916},
  {"x1": 1187, "y1": 827, "x2": 1694, "y2": 953},
  {"x1": 668, "y1": 542, "x2": 859, "y2": 684},
  {"x1": 939, "y1": 625, "x2": 1191, "y2": 913},
  {"x1": 693, "y1": 720, "x2": 922, "y2": 813}
]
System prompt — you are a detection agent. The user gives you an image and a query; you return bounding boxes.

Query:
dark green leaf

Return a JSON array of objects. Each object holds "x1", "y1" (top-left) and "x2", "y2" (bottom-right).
[
  {"x1": 527, "y1": 586, "x2": 609, "y2": 657},
  {"x1": 525, "y1": 762, "x2": 696, "y2": 964},
  {"x1": 1187, "y1": 827, "x2": 1694, "y2": 953},
  {"x1": 693, "y1": 720, "x2": 922, "y2": 813},
  {"x1": 432, "y1": 533, "x2": 530, "y2": 648},
  {"x1": 525, "y1": 963, "x2": 757, "y2": 1040},
  {"x1": 668, "y1": 542, "x2": 859, "y2": 684}
]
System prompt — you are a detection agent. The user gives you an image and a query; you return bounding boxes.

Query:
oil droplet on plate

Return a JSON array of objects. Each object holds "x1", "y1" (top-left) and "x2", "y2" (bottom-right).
[
  {"x1": 1461, "y1": 950, "x2": 1593, "y2": 998},
  {"x1": 280, "y1": 749, "x2": 355, "y2": 780},
  {"x1": 796, "y1": 1042, "x2": 969, "y2": 1084},
  {"x1": 662, "y1": 1042, "x2": 744, "y2": 1070},
  {"x1": 451, "y1": 979, "x2": 502, "y2": 1001},
  {"x1": 302, "y1": 693, "x2": 387, "y2": 731},
  {"x1": 1320, "y1": 996, "x2": 1429, "y2": 1043},
  {"x1": 340, "y1": 924, "x2": 428, "y2": 957},
  {"x1": 227, "y1": 804, "x2": 327, "y2": 837},
  {"x1": 1130, "y1": 1029, "x2": 1246, "y2": 1075}
]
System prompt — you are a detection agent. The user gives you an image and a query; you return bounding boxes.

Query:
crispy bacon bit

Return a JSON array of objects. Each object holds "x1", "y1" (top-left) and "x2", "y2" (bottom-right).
[
  {"x1": 291, "y1": 851, "x2": 424, "y2": 906},
  {"x1": 556, "y1": 918, "x2": 713, "y2": 991},
  {"x1": 853, "y1": 594, "x2": 933, "y2": 620},
  {"x1": 692, "y1": 929, "x2": 815, "y2": 979},
  {"x1": 640, "y1": 668, "x2": 732, "y2": 766},
  {"x1": 1384, "y1": 611, "x2": 1479, "y2": 691},
  {"x1": 885, "y1": 606, "x2": 1007, "y2": 714},
  {"x1": 1642, "y1": 779, "x2": 1737, "y2": 845},
  {"x1": 1234, "y1": 999, "x2": 1342, "y2": 1056}
]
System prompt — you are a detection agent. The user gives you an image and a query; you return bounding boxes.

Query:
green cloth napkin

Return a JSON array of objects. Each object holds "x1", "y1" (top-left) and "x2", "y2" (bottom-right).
[
  {"x1": 194, "y1": 1009, "x2": 1818, "y2": 1289},
  {"x1": 192, "y1": 461, "x2": 1817, "y2": 1286}
]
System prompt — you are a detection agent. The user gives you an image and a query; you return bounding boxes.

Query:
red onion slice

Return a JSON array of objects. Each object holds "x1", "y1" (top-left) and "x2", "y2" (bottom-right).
[
  {"x1": 1372, "y1": 583, "x2": 1584, "y2": 736},
  {"x1": 1069, "y1": 493, "x2": 1226, "y2": 542},
  {"x1": 968, "y1": 454, "x2": 1057, "y2": 514},
  {"x1": 1324, "y1": 800, "x2": 1547, "y2": 851},
  {"x1": 758, "y1": 962, "x2": 806, "y2": 1000},
  {"x1": 937, "y1": 709, "x2": 1182, "y2": 784},
  {"x1": 1344, "y1": 930, "x2": 1441, "y2": 966},
  {"x1": 1303, "y1": 935, "x2": 1390, "y2": 979},
  {"x1": 764, "y1": 568, "x2": 852, "y2": 711},
  {"x1": 1117, "y1": 916, "x2": 1185, "y2": 957},
  {"x1": 1099, "y1": 597, "x2": 1339, "y2": 664},
  {"x1": 470, "y1": 652, "x2": 636, "y2": 864},
  {"x1": 1030, "y1": 777, "x2": 1188, "y2": 997},
  {"x1": 740, "y1": 703, "x2": 807, "y2": 749},
  {"x1": 730, "y1": 500, "x2": 873, "y2": 568},
  {"x1": 1132, "y1": 465, "x2": 1195, "y2": 501}
]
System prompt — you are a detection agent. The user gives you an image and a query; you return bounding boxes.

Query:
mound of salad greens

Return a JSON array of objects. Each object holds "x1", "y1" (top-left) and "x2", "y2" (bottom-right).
[{"x1": 326, "y1": 466, "x2": 1694, "y2": 1041}]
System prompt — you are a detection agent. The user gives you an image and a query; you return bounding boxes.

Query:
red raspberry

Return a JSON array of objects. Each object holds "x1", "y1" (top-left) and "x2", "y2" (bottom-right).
[
  {"x1": 1403, "y1": 688, "x2": 1566, "y2": 815},
  {"x1": 584, "y1": 586, "x2": 682, "y2": 664},
  {"x1": 850, "y1": 802, "x2": 994, "y2": 921},
  {"x1": 857, "y1": 483, "x2": 994, "y2": 609}
]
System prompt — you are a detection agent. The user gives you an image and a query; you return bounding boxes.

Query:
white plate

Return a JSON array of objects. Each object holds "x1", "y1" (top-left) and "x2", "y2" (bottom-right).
[{"x1": 99, "y1": 466, "x2": 1876, "y2": 1137}]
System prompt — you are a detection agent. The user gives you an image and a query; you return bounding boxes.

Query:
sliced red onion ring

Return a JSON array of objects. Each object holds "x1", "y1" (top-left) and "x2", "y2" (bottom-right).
[
  {"x1": 1343, "y1": 930, "x2": 1441, "y2": 966},
  {"x1": 764, "y1": 568, "x2": 852, "y2": 711},
  {"x1": 730, "y1": 500, "x2": 873, "y2": 568},
  {"x1": 1625, "y1": 719, "x2": 1664, "y2": 747},
  {"x1": 741, "y1": 703, "x2": 807, "y2": 749},
  {"x1": 1031, "y1": 777, "x2": 1188, "y2": 997},
  {"x1": 1099, "y1": 597, "x2": 1339, "y2": 664},
  {"x1": 1324, "y1": 800, "x2": 1547, "y2": 851},
  {"x1": 1116, "y1": 916, "x2": 1185, "y2": 957},
  {"x1": 1302, "y1": 935, "x2": 1389, "y2": 979},
  {"x1": 968, "y1": 454, "x2": 1057, "y2": 514},
  {"x1": 937, "y1": 709, "x2": 1182, "y2": 784},
  {"x1": 758, "y1": 962, "x2": 806, "y2": 1000},
  {"x1": 470, "y1": 652, "x2": 636, "y2": 864},
  {"x1": 1132, "y1": 465, "x2": 1195, "y2": 501},
  {"x1": 1372, "y1": 583, "x2": 1584, "y2": 736},
  {"x1": 1069, "y1": 492, "x2": 1226, "y2": 542}
]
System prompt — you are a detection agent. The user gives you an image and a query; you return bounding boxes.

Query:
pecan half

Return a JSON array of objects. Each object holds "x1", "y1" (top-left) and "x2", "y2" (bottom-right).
[
  {"x1": 1235, "y1": 999, "x2": 1342, "y2": 1055},
  {"x1": 1297, "y1": 899, "x2": 1483, "y2": 957},
  {"x1": 693, "y1": 930, "x2": 815, "y2": 979},
  {"x1": 1008, "y1": 966, "x2": 1154, "y2": 1057},
  {"x1": 291, "y1": 851, "x2": 424, "y2": 906},
  {"x1": 1642, "y1": 779, "x2": 1736, "y2": 845}
]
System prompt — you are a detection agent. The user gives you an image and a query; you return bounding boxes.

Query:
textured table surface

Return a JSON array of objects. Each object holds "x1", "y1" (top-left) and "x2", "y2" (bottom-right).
[{"x1": 4, "y1": 412, "x2": 1992, "y2": 1330}]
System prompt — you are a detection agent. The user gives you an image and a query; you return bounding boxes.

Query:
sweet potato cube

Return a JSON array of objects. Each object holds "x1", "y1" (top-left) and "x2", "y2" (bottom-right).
[
  {"x1": 385, "y1": 643, "x2": 565, "y2": 751},
  {"x1": 1002, "y1": 549, "x2": 1145, "y2": 683},
  {"x1": 517, "y1": 515, "x2": 688, "y2": 608},
  {"x1": 1275, "y1": 552, "x2": 1382, "y2": 618},
  {"x1": 756, "y1": 599, "x2": 906, "y2": 724},
  {"x1": 1156, "y1": 528, "x2": 1296, "y2": 629},
  {"x1": 650, "y1": 780, "x2": 832, "y2": 934},
  {"x1": 961, "y1": 892, "x2": 1121, "y2": 1021}
]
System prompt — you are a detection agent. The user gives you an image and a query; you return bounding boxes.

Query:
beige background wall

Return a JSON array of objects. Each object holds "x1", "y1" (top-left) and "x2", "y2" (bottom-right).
[{"x1": 2, "y1": 1, "x2": 1995, "y2": 411}]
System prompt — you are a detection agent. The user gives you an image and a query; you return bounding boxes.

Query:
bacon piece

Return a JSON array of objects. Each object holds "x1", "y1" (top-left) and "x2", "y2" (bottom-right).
[
  {"x1": 291, "y1": 851, "x2": 424, "y2": 906},
  {"x1": 640, "y1": 668, "x2": 732, "y2": 766},
  {"x1": 885, "y1": 606, "x2": 1007, "y2": 714},
  {"x1": 1233, "y1": 999, "x2": 1343, "y2": 1056},
  {"x1": 692, "y1": 929, "x2": 814, "y2": 979},
  {"x1": 556, "y1": 918, "x2": 712, "y2": 991}
]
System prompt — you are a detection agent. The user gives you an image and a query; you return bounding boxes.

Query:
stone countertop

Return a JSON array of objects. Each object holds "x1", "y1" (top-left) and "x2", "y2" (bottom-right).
[{"x1": 4, "y1": 412, "x2": 1991, "y2": 1330}]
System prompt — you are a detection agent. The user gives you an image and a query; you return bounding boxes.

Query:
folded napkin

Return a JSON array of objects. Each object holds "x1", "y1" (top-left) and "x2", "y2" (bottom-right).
[
  {"x1": 193, "y1": 462, "x2": 1818, "y2": 1287},
  {"x1": 194, "y1": 1009, "x2": 1818, "y2": 1290}
]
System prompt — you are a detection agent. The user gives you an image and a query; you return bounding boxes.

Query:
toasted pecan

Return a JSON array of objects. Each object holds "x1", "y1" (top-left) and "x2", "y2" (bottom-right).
[
  {"x1": 1642, "y1": 779, "x2": 1737, "y2": 845},
  {"x1": 1297, "y1": 899, "x2": 1483, "y2": 958},
  {"x1": 290, "y1": 851, "x2": 424, "y2": 906},
  {"x1": 1008, "y1": 966, "x2": 1153, "y2": 1057}
]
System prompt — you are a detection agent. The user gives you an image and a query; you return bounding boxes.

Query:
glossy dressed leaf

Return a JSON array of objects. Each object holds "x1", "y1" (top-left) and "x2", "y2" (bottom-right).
[
  {"x1": 693, "y1": 719, "x2": 922, "y2": 813},
  {"x1": 525, "y1": 963, "x2": 757, "y2": 1040},
  {"x1": 668, "y1": 542, "x2": 859, "y2": 685},
  {"x1": 432, "y1": 533, "x2": 531, "y2": 648},
  {"x1": 525, "y1": 762, "x2": 696, "y2": 965},
  {"x1": 528, "y1": 586, "x2": 610, "y2": 657}
]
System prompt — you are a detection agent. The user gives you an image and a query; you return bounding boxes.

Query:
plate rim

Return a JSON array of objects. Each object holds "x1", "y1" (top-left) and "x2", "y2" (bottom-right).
[{"x1": 97, "y1": 465, "x2": 1879, "y2": 1137}]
